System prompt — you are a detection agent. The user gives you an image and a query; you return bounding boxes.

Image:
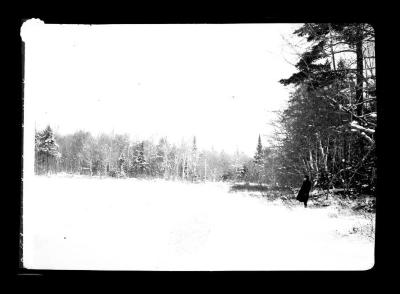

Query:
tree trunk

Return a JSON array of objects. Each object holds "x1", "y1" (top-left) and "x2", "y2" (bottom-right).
[
  {"x1": 328, "y1": 24, "x2": 337, "y2": 71},
  {"x1": 356, "y1": 25, "x2": 364, "y2": 117},
  {"x1": 309, "y1": 150, "x2": 314, "y2": 172},
  {"x1": 204, "y1": 158, "x2": 207, "y2": 181},
  {"x1": 181, "y1": 158, "x2": 185, "y2": 180},
  {"x1": 317, "y1": 135, "x2": 328, "y2": 173},
  {"x1": 46, "y1": 154, "x2": 49, "y2": 175}
]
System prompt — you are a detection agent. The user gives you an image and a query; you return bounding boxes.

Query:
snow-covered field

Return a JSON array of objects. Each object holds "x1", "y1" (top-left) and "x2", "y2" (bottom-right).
[{"x1": 22, "y1": 175, "x2": 375, "y2": 270}]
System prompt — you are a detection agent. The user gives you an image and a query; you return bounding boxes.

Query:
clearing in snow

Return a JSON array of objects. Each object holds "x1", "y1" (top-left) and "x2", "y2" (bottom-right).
[{"x1": 22, "y1": 175, "x2": 375, "y2": 270}]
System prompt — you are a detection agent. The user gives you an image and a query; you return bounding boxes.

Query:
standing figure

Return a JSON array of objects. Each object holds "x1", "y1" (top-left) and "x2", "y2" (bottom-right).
[{"x1": 296, "y1": 175, "x2": 312, "y2": 208}]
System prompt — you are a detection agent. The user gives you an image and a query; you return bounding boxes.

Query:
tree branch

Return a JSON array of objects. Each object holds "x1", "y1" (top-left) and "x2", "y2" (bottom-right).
[{"x1": 350, "y1": 121, "x2": 375, "y2": 134}]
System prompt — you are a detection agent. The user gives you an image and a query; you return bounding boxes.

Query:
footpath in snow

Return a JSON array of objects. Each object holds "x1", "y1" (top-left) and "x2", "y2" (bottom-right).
[{"x1": 22, "y1": 175, "x2": 375, "y2": 270}]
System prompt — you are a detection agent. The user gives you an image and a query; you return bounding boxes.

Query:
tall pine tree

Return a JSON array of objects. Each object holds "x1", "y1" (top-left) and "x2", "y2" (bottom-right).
[
  {"x1": 254, "y1": 135, "x2": 263, "y2": 165},
  {"x1": 253, "y1": 135, "x2": 264, "y2": 184},
  {"x1": 35, "y1": 125, "x2": 61, "y2": 174}
]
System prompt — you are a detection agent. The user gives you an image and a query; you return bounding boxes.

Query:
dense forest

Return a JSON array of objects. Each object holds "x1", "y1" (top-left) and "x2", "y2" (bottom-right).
[
  {"x1": 273, "y1": 23, "x2": 376, "y2": 194},
  {"x1": 34, "y1": 23, "x2": 376, "y2": 196}
]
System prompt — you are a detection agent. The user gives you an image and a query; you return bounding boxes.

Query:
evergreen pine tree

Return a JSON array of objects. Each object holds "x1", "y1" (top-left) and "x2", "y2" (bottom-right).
[
  {"x1": 35, "y1": 125, "x2": 61, "y2": 174},
  {"x1": 254, "y1": 135, "x2": 263, "y2": 164},
  {"x1": 253, "y1": 135, "x2": 264, "y2": 184},
  {"x1": 132, "y1": 141, "x2": 147, "y2": 176}
]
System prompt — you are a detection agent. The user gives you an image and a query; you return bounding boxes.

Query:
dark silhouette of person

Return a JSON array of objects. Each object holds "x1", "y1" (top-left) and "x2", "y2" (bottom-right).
[{"x1": 296, "y1": 175, "x2": 312, "y2": 208}]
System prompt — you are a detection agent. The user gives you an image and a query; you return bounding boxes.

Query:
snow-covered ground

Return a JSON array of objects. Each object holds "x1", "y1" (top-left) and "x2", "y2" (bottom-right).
[{"x1": 22, "y1": 175, "x2": 375, "y2": 270}]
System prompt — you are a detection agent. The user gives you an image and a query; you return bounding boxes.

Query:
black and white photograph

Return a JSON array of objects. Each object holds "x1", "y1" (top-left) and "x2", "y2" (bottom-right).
[{"x1": 20, "y1": 20, "x2": 376, "y2": 271}]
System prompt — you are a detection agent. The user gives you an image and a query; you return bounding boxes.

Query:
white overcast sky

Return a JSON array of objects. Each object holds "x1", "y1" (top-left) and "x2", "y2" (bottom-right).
[{"x1": 21, "y1": 19, "x2": 302, "y2": 156}]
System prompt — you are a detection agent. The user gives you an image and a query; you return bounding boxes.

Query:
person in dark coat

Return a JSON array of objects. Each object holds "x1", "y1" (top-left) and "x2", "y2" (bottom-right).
[{"x1": 296, "y1": 175, "x2": 312, "y2": 208}]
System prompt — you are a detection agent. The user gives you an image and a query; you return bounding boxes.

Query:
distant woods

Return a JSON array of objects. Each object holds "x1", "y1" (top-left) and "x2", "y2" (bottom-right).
[
  {"x1": 34, "y1": 126, "x2": 262, "y2": 182},
  {"x1": 34, "y1": 126, "x2": 284, "y2": 188}
]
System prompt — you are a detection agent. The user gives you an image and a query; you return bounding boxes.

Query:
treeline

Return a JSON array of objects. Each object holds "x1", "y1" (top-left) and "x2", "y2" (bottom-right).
[
  {"x1": 266, "y1": 23, "x2": 376, "y2": 194},
  {"x1": 34, "y1": 126, "x2": 260, "y2": 182}
]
